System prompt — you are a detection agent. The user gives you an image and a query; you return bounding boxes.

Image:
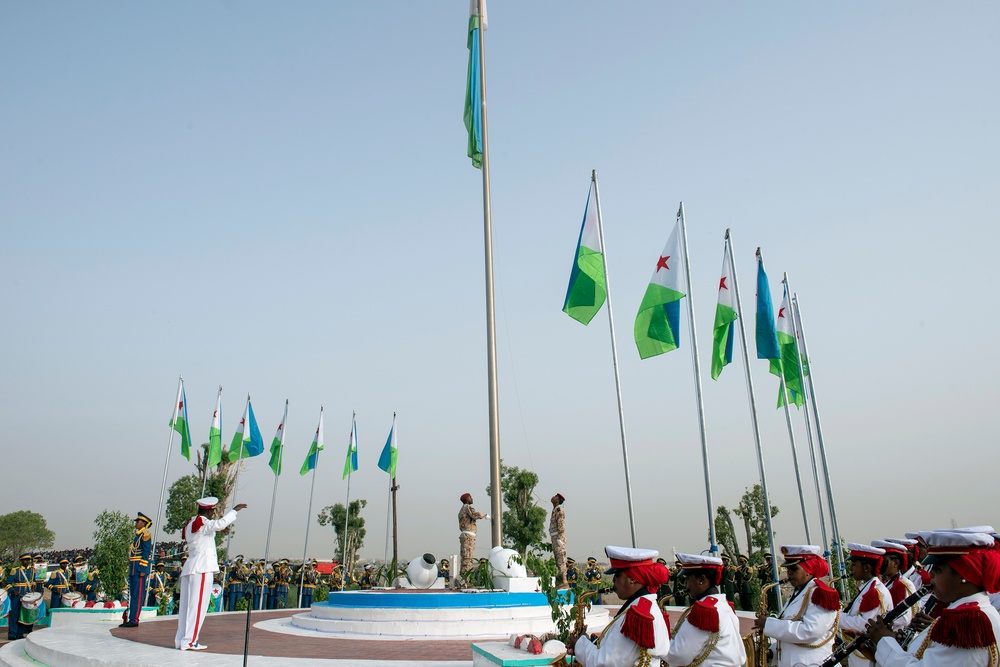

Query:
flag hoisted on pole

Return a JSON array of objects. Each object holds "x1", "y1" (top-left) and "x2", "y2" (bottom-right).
[
  {"x1": 229, "y1": 395, "x2": 264, "y2": 461},
  {"x1": 464, "y1": 0, "x2": 487, "y2": 169},
  {"x1": 711, "y1": 241, "x2": 737, "y2": 380},
  {"x1": 341, "y1": 411, "x2": 357, "y2": 589},
  {"x1": 298, "y1": 406, "x2": 324, "y2": 607},
  {"x1": 208, "y1": 386, "x2": 223, "y2": 468},
  {"x1": 343, "y1": 417, "x2": 359, "y2": 479},
  {"x1": 377, "y1": 415, "x2": 398, "y2": 478},
  {"x1": 262, "y1": 399, "x2": 288, "y2": 609},
  {"x1": 152, "y1": 375, "x2": 183, "y2": 569},
  {"x1": 169, "y1": 379, "x2": 192, "y2": 460},
  {"x1": 776, "y1": 285, "x2": 805, "y2": 408},
  {"x1": 562, "y1": 181, "x2": 607, "y2": 325},
  {"x1": 634, "y1": 221, "x2": 685, "y2": 359}
]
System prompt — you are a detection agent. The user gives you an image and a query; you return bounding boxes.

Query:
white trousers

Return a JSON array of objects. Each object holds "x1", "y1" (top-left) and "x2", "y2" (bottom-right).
[{"x1": 174, "y1": 572, "x2": 213, "y2": 649}]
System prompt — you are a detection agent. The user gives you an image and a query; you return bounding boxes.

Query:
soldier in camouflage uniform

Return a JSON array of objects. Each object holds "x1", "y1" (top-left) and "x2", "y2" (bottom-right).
[
  {"x1": 548, "y1": 493, "x2": 567, "y2": 586},
  {"x1": 457, "y1": 493, "x2": 489, "y2": 586}
]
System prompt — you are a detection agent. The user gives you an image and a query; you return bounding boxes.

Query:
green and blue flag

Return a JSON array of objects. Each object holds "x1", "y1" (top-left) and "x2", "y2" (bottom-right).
[
  {"x1": 300, "y1": 408, "x2": 324, "y2": 476},
  {"x1": 229, "y1": 397, "x2": 264, "y2": 461},
  {"x1": 342, "y1": 417, "x2": 358, "y2": 479},
  {"x1": 464, "y1": 0, "x2": 487, "y2": 169},
  {"x1": 169, "y1": 380, "x2": 192, "y2": 461},
  {"x1": 377, "y1": 415, "x2": 398, "y2": 478},
  {"x1": 711, "y1": 242, "x2": 737, "y2": 380},
  {"x1": 563, "y1": 182, "x2": 607, "y2": 325},
  {"x1": 635, "y1": 222, "x2": 686, "y2": 359}
]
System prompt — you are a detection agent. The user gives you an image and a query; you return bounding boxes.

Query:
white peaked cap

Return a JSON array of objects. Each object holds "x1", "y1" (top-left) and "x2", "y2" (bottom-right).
[{"x1": 196, "y1": 497, "x2": 219, "y2": 508}]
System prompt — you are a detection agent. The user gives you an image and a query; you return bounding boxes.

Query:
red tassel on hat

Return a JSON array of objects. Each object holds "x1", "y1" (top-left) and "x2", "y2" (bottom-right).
[
  {"x1": 686, "y1": 596, "x2": 721, "y2": 633},
  {"x1": 930, "y1": 602, "x2": 998, "y2": 649},
  {"x1": 622, "y1": 597, "x2": 656, "y2": 648},
  {"x1": 811, "y1": 579, "x2": 841, "y2": 611},
  {"x1": 858, "y1": 583, "x2": 883, "y2": 613}
]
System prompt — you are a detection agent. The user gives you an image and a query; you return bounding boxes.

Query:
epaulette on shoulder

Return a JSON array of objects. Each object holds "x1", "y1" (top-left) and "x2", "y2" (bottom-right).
[
  {"x1": 621, "y1": 597, "x2": 656, "y2": 648},
  {"x1": 811, "y1": 579, "x2": 841, "y2": 611},
  {"x1": 930, "y1": 602, "x2": 998, "y2": 649},
  {"x1": 858, "y1": 583, "x2": 883, "y2": 614},
  {"x1": 918, "y1": 569, "x2": 932, "y2": 585},
  {"x1": 888, "y1": 578, "x2": 909, "y2": 607},
  {"x1": 687, "y1": 596, "x2": 720, "y2": 633}
]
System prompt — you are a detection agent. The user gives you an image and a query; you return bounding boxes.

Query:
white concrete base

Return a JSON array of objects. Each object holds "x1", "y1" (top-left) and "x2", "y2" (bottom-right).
[
  {"x1": 48, "y1": 606, "x2": 157, "y2": 627},
  {"x1": 492, "y1": 579, "x2": 540, "y2": 594},
  {"x1": 472, "y1": 643, "x2": 561, "y2": 667}
]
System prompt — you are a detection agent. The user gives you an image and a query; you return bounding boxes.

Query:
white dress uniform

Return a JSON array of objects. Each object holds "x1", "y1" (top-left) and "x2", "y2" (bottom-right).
[
  {"x1": 174, "y1": 499, "x2": 239, "y2": 651},
  {"x1": 874, "y1": 592, "x2": 1000, "y2": 666},
  {"x1": 666, "y1": 592, "x2": 746, "y2": 667},
  {"x1": 840, "y1": 576, "x2": 892, "y2": 667},
  {"x1": 574, "y1": 593, "x2": 671, "y2": 667},
  {"x1": 763, "y1": 578, "x2": 839, "y2": 667}
]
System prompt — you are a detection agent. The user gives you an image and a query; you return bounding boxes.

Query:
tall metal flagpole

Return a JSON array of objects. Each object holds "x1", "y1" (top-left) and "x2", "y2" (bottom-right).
[
  {"x1": 222, "y1": 394, "x2": 249, "y2": 601},
  {"x1": 591, "y1": 170, "x2": 637, "y2": 547},
  {"x1": 791, "y1": 293, "x2": 848, "y2": 589},
  {"x1": 299, "y1": 406, "x2": 322, "y2": 606},
  {"x1": 202, "y1": 385, "x2": 222, "y2": 497},
  {"x1": 152, "y1": 375, "x2": 182, "y2": 561},
  {"x1": 758, "y1": 250, "x2": 811, "y2": 543},
  {"x1": 783, "y1": 274, "x2": 833, "y2": 582},
  {"x1": 724, "y1": 230, "x2": 781, "y2": 605},
  {"x1": 677, "y1": 203, "x2": 718, "y2": 553},
  {"x1": 340, "y1": 412, "x2": 355, "y2": 591},
  {"x1": 262, "y1": 399, "x2": 287, "y2": 610},
  {"x1": 475, "y1": 0, "x2": 502, "y2": 548}
]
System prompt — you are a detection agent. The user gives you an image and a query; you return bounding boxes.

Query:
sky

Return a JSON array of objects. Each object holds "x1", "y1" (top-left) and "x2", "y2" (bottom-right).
[{"x1": 2, "y1": 1, "x2": 998, "y2": 566}]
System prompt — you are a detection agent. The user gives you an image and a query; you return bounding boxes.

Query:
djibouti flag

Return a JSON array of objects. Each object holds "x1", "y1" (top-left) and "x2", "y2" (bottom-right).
[
  {"x1": 268, "y1": 400, "x2": 288, "y2": 476},
  {"x1": 229, "y1": 397, "x2": 264, "y2": 461},
  {"x1": 300, "y1": 407, "x2": 324, "y2": 476},
  {"x1": 562, "y1": 182, "x2": 606, "y2": 325},
  {"x1": 634, "y1": 222, "x2": 685, "y2": 359},
  {"x1": 169, "y1": 379, "x2": 192, "y2": 460},
  {"x1": 754, "y1": 255, "x2": 781, "y2": 377},
  {"x1": 343, "y1": 417, "x2": 358, "y2": 480},
  {"x1": 776, "y1": 287, "x2": 805, "y2": 407},
  {"x1": 711, "y1": 242, "x2": 737, "y2": 380},
  {"x1": 377, "y1": 415, "x2": 398, "y2": 478},
  {"x1": 207, "y1": 388, "x2": 223, "y2": 468},
  {"x1": 464, "y1": 0, "x2": 487, "y2": 169}
]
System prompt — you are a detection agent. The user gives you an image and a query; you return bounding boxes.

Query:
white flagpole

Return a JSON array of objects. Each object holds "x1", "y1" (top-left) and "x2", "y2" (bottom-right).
[
  {"x1": 591, "y1": 169, "x2": 637, "y2": 547},
  {"x1": 791, "y1": 293, "x2": 848, "y2": 590},
  {"x1": 677, "y1": 203, "x2": 718, "y2": 553},
  {"x1": 262, "y1": 399, "x2": 287, "y2": 609},
  {"x1": 151, "y1": 375, "x2": 182, "y2": 562},
  {"x1": 724, "y1": 230, "x2": 780, "y2": 606},
  {"x1": 758, "y1": 250, "x2": 811, "y2": 543},
  {"x1": 221, "y1": 394, "x2": 249, "y2": 598},
  {"x1": 298, "y1": 405, "x2": 323, "y2": 607},
  {"x1": 340, "y1": 412, "x2": 355, "y2": 591}
]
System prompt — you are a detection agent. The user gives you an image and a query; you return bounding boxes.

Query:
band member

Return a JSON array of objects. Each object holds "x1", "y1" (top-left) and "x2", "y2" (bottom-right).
[
  {"x1": 672, "y1": 561, "x2": 690, "y2": 607},
  {"x1": 46, "y1": 558, "x2": 73, "y2": 610},
  {"x1": 148, "y1": 562, "x2": 171, "y2": 610},
  {"x1": 439, "y1": 559, "x2": 451, "y2": 587},
  {"x1": 5, "y1": 553, "x2": 36, "y2": 640},
  {"x1": 121, "y1": 511, "x2": 153, "y2": 627},
  {"x1": 868, "y1": 530, "x2": 1000, "y2": 665},
  {"x1": 83, "y1": 566, "x2": 100, "y2": 601},
  {"x1": 755, "y1": 545, "x2": 839, "y2": 667},
  {"x1": 226, "y1": 555, "x2": 246, "y2": 611},
  {"x1": 360, "y1": 564, "x2": 376, "y2": 590},
  {"x1": 300, "y1": 560, "x2": 319, "y2": 608},
  {"x1": 720, "y1": 553, "x2": 738, "y2": 602},
  {"x1": 584, "y1": 557, "x2": 604, "y2": 604},
  {"x1": 873, "y1": 540, "x2": 916, "y2": 630},
  {"x1": 758, "y1": 552, "x2": 780, "y2": 614},
  {"x1": 566, "y1": 557, "x2": 580, "y2": 590},
  {"x1": 568, "y1": 546, "x2": 671, "y2": 667},
  {"x1": 737, "y1": 554, "x2": 754, "y2": 611},
  {"x1": 72, "y1": 555, "x2": 88, "y2": 594},
  {"x1": 274, "y1": 560, "x2": 291, "y2": 609},
  {"x1": 840, "y1": 543, "x2": 892, "y2": 667},
  {"x1": 667, "y1": 553, "x2": 746, "y2": 666},
  {"x1": 549, "y1": 493, "x2": 567, "y2": 586},
  {"x1": 458, "y1": 493, "x2": 489, "y2": 586},
  {"x1": 174, "y1": 497, "x2": 247, "y2": 651},
  {"x1": 655, "y1": 558, "x2": 672, "y2": 602},
  {"x1": 31, "y1": 554, "x2": 47, "y2": 593},
  {"x1": 903, "y1": 533, "x2": 933, "y2": 589}
]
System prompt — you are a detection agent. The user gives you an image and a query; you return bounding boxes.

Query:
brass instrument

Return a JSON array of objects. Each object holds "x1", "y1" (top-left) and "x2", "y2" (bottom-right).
[
  {"x1": 548, "y1": 589, "x2": 602, "y2": 666},
  {"x1": 743, "y1": 578, "x2": 788, "y2": 667}
]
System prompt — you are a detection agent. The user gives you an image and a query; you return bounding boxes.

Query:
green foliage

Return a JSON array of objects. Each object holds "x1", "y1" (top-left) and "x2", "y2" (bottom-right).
[
  {"x1": 314, "y1": 583, "x2": 329, "y2": 602},
  {"x1": 527, "y1": 553, "x2": 577, "y2": 643},
  {"x1": 235, "y1": 596, "x2": 250, "y2": 611},
  {"x1": 713, "y1": 505, "x2": 742, "y2": 558},
  {"x1": 485, "y1": 461, "x2": 547, "y2": 558},
  {"x1": 164, "y1": 472, "x2": 231, "y2": 545},
  {"x1": 317, "y1": 500, "x2": 367, "y2": 568},
  {"x1": 93, "y1": 510, "x2": 134, "y2": 601},
  {"x1": 157, "y1": 594, "x2": 170, "y2": 616},
  {"x1": 0, "y1": 510, "x2": 56, "y2": 562},
  {"x1": 465, "y1": 559, "x2": 496, "y2": 589},
  {"x1": 732, "y1": 485, "x2": 779, "y2": 559}
]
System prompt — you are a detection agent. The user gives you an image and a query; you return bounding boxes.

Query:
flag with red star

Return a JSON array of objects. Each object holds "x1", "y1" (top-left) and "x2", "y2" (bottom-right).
[
  {"x1": 229, "y1": 396, "x2": 264, "y2": 461},
  {"x1": 776, "y1": 286, "x2": 805, "y2": 407},
  {"x1": 562, "y1": 181, "x2": 607, "y2": 325},
  {"x1": 169, "y1": 379, "x2": 192, "y2": 460},
  {"x1": 711, "y1": 242, "x2": 737, "y2": 380},
  {"x1": 634, "y1": 222, "x2": 685, "y2": 359},
  {"x1": 269, "y1": 400, "x2": 288, "y2": 476}
]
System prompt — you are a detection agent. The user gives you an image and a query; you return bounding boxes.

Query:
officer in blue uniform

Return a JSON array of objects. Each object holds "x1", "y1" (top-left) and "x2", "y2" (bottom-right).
[
  {"x1": 583, "y1": 557, "x2": 603, "y2": 604},
  {"x1": 31, "y1": 554, "x2": 47, "y2": 593},
  {"x1": 226, "y1": 555, "x2": 246, "y2": 611},
  {"x1": 147, "y1": 562, "x2": 171, "y2": 611},
  {"x1": 264, "y1": 562, "x2": 277, "y2": 609},
  {"x1": 120, "y1": 511, "x2": 153, "y2": 627},
  {"x1": 83, "y1": 566, "x2": 100, "y2": 601},
  {"x1": 5, "y1": 553, "x2": 36, "y2": 640},
  {"x1": 565, "y1": 557, "x2": 579, "y2": 591},
  {"x1": 439, "y1": 559, "x2": 451, "y2": 587},
  {"x1": 249, "y1": 559, "x2": 264, "y2": 609},
  {"x1": 46, "y1": 558, "x2": 73, "y2": 609},
  {"x1": 299, "y1": 560, "x2": 319, "y2": 608},
  {"x1": 274, "y1": 560, "x2": 290, "y2": 609}
]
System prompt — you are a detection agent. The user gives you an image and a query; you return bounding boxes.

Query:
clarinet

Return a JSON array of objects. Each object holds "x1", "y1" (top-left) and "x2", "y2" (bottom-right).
[
  {"x1": 899, "y1": 594, "x2": 939, "y2": 651},
  {"x1": 819, "y1": 584, "x2": 932, "y2": 667}
]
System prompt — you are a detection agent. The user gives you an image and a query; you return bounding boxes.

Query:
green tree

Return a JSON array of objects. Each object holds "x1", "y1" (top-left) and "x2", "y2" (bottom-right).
[
  {"x1": 732, "y1": 484, "x2": 779, "y2": 562},
  {"x1": 93, "y1": 510, "x2": 134, "y2": 601},
  {"x1": 713, "y1": 505, "x2": 742, "y2": 558},
  {"x1": 0, "y1": 510, "x2": 55, "y2": 562},
  {"x1": 164, "y1": 443, "x2": 238, "y2": 547},
  {"x1": 318, "y1": 500, "x2": 366, "y2": 570},
  {"x1": 485, "y1": 461, "x2": 547, "y2": 559}
]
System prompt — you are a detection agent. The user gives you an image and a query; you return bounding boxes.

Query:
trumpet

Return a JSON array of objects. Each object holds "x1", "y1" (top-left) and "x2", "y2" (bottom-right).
[
  {"x1": 743, "y1": 578, "x2": 789, "y2": 667},
  {"x1": 819, "y1": 584, "x2": 932, "y2": 667}
]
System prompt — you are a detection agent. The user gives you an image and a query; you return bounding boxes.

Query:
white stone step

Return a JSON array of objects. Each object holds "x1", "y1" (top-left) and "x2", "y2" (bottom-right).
[{"x1": 0, "y1": 640, "x2": 45, "y2": 667}]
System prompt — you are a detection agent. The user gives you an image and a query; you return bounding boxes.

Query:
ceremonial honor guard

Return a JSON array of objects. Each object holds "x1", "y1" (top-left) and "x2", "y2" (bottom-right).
[
  {"x1": 874, "y1": 540, "x2": 917, "y2": 630},
  {"x1": 840, "y1": 543, "x2": 892, "y2": 667},
  {"x1": 666, "y1": 553, "x2": 746, "y2": 666},
  {"x1": 174, "y1": 496, "x2": 247, "y2": 651},
  {"x1": 549, "y1": 493, "x2": 568, "y2": 586},
  {"x1": 300, "y1": 560, "x2": 318, "y2": 608},
  {"x1": 457, "y1": 493, "x2": 489, "y2": 587},
  {"x1": 5, "y1": 553, "x2": 36, "y2": 640},
  {"x1": 569, "y1": 546, "x2": 671, "y2": 667},
  {"x1": 584, "y1": 557, "x2": 604, "y2": 604},
  {"x1": 737, "y1": 554, "x2": 754, "y2": 611},
  {"x1": 148, "y1": 562, "x2": 171, "y2": 611},
  {"x1": 439, "y1": 559, "x2": 451, "y2": 587},
  {"x1": 868, "y1": 530, "x2": 1000, "y2": 666},
  {"x1": 46, "y1": 559, "x2": 72, "y2": 609},
  {"x1": 756, "y1": 545, "x2": 839, "y2": 667},
  {"x1": 121, "y1": 511, "x2": 153, "y2": 627}
]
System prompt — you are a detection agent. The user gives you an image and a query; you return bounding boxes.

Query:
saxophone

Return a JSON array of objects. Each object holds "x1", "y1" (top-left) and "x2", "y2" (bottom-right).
[{"x1": 743, "y1": 579, "x2": 788, "y2": 667}]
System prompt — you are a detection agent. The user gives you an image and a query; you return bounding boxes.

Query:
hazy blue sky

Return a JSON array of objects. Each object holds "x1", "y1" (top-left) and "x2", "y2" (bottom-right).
[{"x1": 2, "y1": 1, "x2": 998, "y2": 565}]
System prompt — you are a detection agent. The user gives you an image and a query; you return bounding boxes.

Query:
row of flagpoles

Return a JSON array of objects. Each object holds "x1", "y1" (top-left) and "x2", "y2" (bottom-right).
[
  {"x1": 562, "y1": 172, "x2": 847, "y2": 600},
  {"x1": 151, "y1": 380, "x2": 399, "y2": 607}
]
